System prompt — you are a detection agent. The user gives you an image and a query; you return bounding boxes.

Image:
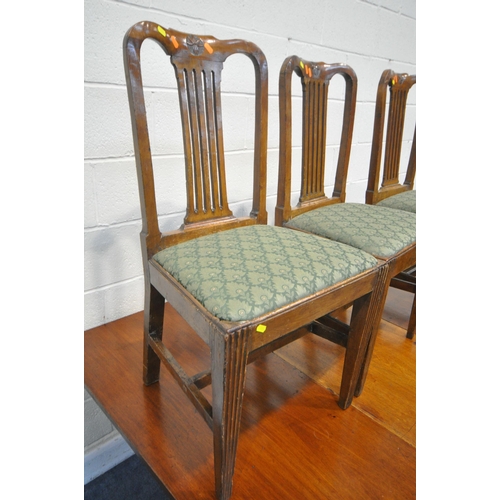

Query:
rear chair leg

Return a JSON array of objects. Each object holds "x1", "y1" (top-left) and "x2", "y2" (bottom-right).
[
  {"x1": 211, "y1": 327, "x2": 250, "y2": 500},
  {"x1": 143, "y1": 282, "x2": 165, "y2": 385}
]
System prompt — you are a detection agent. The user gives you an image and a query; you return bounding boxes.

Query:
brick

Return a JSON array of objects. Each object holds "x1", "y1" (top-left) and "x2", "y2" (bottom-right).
[
  {"x1": 84, "y1": 222, "x2": 143, "y2": 291},
  {"x1": 84, "y1": 288, "x2": 106, "y2": 330},
  {"x1": 84, "y1": 85, "x2": 135, "y2": 159},
  {"x1": 103, "y1": 277, "x2": 145, "y2": 326},
  {"x1": 84, "y1": 163, "x2": 98, "y2": 228}
]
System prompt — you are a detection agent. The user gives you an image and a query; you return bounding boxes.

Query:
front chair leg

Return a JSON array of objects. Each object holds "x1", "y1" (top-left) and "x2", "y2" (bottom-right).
[
  {"x1": 353, "y1": 265, "x2": 390, "y2": 399},
  {"x1": 210, "y1": 327, "x2": 250, "y2": 500},
  {"x1": 338, "y1": 291, "x2": 373, "y2": 409},
  {"x1": 406, "y1": 295, "x2": 416, "y2": 339},
  {"x1": 143, "y1": 282, "x2": 165, "y2": 385}
]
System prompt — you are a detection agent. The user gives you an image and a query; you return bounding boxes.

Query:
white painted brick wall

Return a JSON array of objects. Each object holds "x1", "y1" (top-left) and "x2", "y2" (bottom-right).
[{"x1": 84, "y1": 0, "x2": 415, "y2": 477}]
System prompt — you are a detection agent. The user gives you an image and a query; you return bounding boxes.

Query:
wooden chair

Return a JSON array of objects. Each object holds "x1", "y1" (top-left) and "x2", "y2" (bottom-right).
[
  {"x1": 366, "y1": 70, "x2": 416, "y2": 338},
  {"x1": 275, "y1": 56, "x2": 416, "y2": 391},
  {"x1": 124, "y1": 22, "x2": 389, "y2": 500},
  {"x1": 366, "y1": 69, "x2": 416, "y2": 213}
]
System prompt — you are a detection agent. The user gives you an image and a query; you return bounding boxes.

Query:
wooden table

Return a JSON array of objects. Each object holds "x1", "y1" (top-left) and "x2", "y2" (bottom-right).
[{"x1": 85, "y1": 302, "x2": 415, "y2": 499}]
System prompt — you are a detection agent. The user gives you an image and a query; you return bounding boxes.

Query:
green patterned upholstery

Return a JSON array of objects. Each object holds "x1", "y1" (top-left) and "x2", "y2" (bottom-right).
[
  {"x1": 153, "y1": 225, "x2": 378, "y2": 322},
  {"x1": 376, "y1": 190, "x2": 416, "y2": 213},
  {"x1": 285, "y1": 203, "x2": 415, "y2": 259}
]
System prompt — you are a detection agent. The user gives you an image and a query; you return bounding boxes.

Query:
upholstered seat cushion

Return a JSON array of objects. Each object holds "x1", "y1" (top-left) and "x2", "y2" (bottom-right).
[
  {"x1": 153, "y1": 225, "x2": 377, "y2": 322},
  {"x1": 285, "y1": 203, "x2": 416, "y2": 259},
  {"x1": 376, "y1": 190, "x2": 416, "y2": 213}
]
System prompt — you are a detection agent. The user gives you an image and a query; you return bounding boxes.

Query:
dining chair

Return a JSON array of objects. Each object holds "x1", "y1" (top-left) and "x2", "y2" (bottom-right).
[
  {"x1": 365, "y1": 69, "x2": 416, "y2": 338},
  {"x1": 366, "y1": 69, "x2": 416, "y2": 213},
  {"x1": 124, "y1": 22, "x2": 389, "y2": 500},
  {"x1": 275, "y1": 56, "x2": 416, "y2": 395}
]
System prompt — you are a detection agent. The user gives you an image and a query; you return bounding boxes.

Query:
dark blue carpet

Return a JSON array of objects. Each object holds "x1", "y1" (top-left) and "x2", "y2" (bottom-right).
[{"x1": 84, "y1": 455, "x2": 175, "y2": 499}]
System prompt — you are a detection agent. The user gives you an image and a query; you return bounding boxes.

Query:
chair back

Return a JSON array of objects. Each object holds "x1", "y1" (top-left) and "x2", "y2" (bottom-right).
[
  {"x1": 366, "y1": 70, "x2": 416, "y2": 205},
  {"x1": 276, "y1": 56, "x2": 357, "y2": 226},
  {"x1": 123, "y1": 21, "x2": 268, "y2": 260}
]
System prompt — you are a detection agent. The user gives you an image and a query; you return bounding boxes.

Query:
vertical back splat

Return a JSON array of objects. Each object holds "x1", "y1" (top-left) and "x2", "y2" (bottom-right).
[
  {"x1": 301, "y1": 78, "x2": 329, "y2": 202},
  {"x1": 174, "y1": 58, "x2": 233, "y2": 224},
  {"x1": 275, "y1": 56, "x2": 356, "y2": 226},
  {"x1": 382, "y1": 75, "x2": 414, "y2": 187}
]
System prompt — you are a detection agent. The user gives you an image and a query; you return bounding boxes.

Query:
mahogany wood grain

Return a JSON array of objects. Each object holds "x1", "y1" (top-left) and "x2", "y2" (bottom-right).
[
  {"x1": 277, "y1": 286, "x2": 416, "y2": 447},
  {"x1": 84, "y1": 299, "x2": 415, "y2": 499},
  {"x1": 366, "y1": 70, "x2": 416, "y2": 206}
]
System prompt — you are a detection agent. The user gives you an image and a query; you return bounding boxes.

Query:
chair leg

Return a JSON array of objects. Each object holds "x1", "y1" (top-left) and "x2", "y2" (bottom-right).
[
  {"x1": 338, "y1": 292, "x2": 372, "y2": 409},
  {"x1": 143, "y1": 282, "x2": 165, "y2": 386},
  {"x1": 353, "y1": 266, "x2": 391, "y2": 399},
  {"x1": 406, "y1": 295, "x2": 416, "y2": 339},
  {"x1": 211, "y1": 327, "x2": 250, "y2": 500}
]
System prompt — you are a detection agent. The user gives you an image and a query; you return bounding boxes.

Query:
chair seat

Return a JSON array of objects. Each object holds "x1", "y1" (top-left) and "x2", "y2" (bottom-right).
[
  {"x1": 153, "y1": 225, "x2": 378, "y2": 322},
  {"x1": 376, "y1": 190, "x2": 416, "y2": 213},
  {"x1": 284, "y1": 203, "x2": 416, "y2": 259}
]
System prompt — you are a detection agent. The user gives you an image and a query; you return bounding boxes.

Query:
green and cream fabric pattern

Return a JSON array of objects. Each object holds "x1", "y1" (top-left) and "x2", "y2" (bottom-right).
[
  {"x1": 153, "y1": 225, "x2": 377, "y2": 322},
  {"x1": 376, "y1": 190, "x2": 416, "y2": 213},
  {"x1": 285, "y1": 203, "x2": 415, "y2": 259}
]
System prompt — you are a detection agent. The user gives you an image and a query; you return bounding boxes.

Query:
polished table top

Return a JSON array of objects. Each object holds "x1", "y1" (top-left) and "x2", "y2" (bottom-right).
[{"x1": 84, "y1": 294, "x2": 415, "y2": 499}]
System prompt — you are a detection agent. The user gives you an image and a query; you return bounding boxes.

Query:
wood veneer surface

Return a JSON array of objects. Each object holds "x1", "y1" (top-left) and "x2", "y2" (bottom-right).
[
  {"x1": 85, "y1": 291, "x2": 416, "y2": 499},
  {"x1": 276, "y1": 287, "x2": 416, "y2": 446}
]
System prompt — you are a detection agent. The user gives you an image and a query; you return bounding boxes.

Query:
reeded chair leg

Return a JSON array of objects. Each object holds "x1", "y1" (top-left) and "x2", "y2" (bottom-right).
[
  {"x1": 143, "y1": 282, "x2": 165, "y2": 385},
  {"x1": 406, "y1": 296, "x2": 416, "y2": 339},
  {"x1": 353, "y1": 267, "x2": 391, "y2": 399},
  {"x1": 338, "y1": 292, "x2": 373, "y2": 409},
  {"x1": 211, "y1": 328, "x2": 250, "y2": 500}
]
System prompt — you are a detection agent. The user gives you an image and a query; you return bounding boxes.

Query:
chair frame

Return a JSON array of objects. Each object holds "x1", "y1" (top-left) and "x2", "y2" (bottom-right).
[
  {"x1": 124, "y1": 23, "x2": 388, "y2": 500},
  {"x1": 275, "y1": 57, "x2": 355, "y2": 225},
  {"x1": 275, "y1": 56, "x2": 416, "y2": 395},
  {"x1": 366, "y1": 69, "x2": 416, "y2": 206},
  {"x1": 366, "y1": 69, "x2": 416, "y2": 339}
]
